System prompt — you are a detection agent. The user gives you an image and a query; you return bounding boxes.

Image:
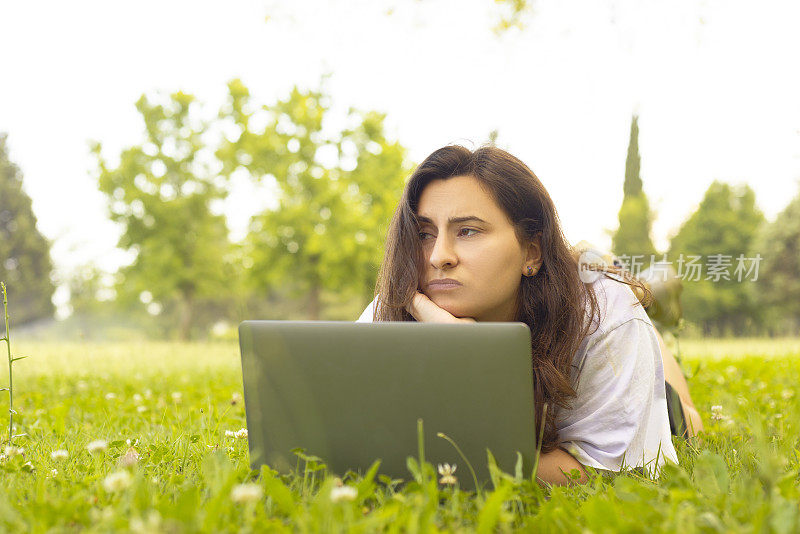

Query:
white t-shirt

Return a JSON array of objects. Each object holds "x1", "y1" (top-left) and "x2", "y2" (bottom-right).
[{"x1": 355, "y1": 274, "x2": 679, "y2": 475}]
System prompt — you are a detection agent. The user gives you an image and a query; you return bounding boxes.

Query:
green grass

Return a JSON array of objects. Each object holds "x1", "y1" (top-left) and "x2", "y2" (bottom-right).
[{"x1": 1, "y1": 338, "x2": 799, "y2": 532}]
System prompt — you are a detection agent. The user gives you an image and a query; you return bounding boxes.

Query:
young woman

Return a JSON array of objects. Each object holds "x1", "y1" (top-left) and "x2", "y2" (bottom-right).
[{"x1": 356, "y1": 144, "x2": 685, "y2": 485}]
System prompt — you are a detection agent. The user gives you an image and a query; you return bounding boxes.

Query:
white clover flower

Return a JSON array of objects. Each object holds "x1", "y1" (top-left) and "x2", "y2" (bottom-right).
[
  {"x1": 231, "y1": 392, "x2": 243, "y2": 405},
  {"x1": 103, "y1": 470, "x2": 133, "y2": 492},
  {"x1": 234, "y1": 428, "x2": 248, "y2": 439},
  {"x1": 86, "y1": 440, "x2": 108, "y2": 454},
  {"x1": 330, "y1": 485, "x2": 358, "y2": 502},
  {"x1": 782, "y1": 389, "x2": 794, "y2": 400},
  {"x1": 144, "y1": 389, "x2": 153, "y2": 399},
  {"x1": 50, "y1": 449, "x2": 69, "y2": 461},
  {"x1": 105, "y1": 392, "x2": 117, "y2": 400},
  {"x1": 22, "y1": 460, "x2": 34, "y2": 471},
  {"x1": 4, "y1": 446, "x2": 24, "y2": 457},
  {"x1": 119, "y1": 447, "x2": 140, "y2": 467},
  {"x1": 0, "y1": 454, "x2": 6, "y2": 463},
  {"x1": 230, "y1": 483, "x2": 263, "y2": 503},
  {"x1": 224, "y1": 430, "x2": 236, "y2": 438},
  {"x1": 710, "y1": 405, "x2": 734, "y2": 425},
  {"x1": 126, "y1": 438, "x2": 139, "y2": 447},
  {"x1": 171, "y1": 392, "x2": 182, "y2": 403},
  {"x1": 137, "y1": 405, "x2": 147, "y2": 414},
  {"x1": 437, "y1": 463, "x2": 457, "y2": 485},
  {"x1": 132, "y1": 393, "x2": 144, "y2": 404},
  {"x1": 50, "y1": 468, "x2": 58, "y2": 477}
]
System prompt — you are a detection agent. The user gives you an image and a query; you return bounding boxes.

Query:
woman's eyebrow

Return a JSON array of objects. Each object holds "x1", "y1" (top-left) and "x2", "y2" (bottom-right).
[{"x1": 417, "y1": 215, "x2": 489, "y2": 226}]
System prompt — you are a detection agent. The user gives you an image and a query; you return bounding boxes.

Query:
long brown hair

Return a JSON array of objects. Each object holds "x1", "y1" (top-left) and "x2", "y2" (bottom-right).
[{"x1": 374, "y1": 144, "x2": 650, "y2": 453}]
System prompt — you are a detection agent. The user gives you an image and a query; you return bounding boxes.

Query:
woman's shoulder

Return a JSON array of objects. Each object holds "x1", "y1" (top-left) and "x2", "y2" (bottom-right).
[
  {"x1": 587, "y1": 273, "x2": 652, "y2": 335},
  {"x1": 572, "y1": 273, "x2": 657, "y2": 368}
]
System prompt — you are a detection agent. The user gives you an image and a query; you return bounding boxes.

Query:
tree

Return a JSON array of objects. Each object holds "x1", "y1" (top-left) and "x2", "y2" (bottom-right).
[
  {"x1": 339, "y1": 109, "x2": 415, "y2": 304},
  {"x1": 751, "y1": 184, "x2": 800, "y2": 335},
  {"x1": 668, "y1": 181, "x2": 765, "y2": 335},
  {"x1": 611, "y1": 115, "x2": 658, "y2": 266},
  {"x1": 217, "y1": 80, "x2": 412, "y2": 319},
  {"x1": 93, "y1": 92, "x2": 232, "y2": 340},
  {"x1": 0, "y1": 133, "x2": 55, "y2": 325},
  {"x1": 63, "y1": 263, "x2": 108, "y2": 317}
]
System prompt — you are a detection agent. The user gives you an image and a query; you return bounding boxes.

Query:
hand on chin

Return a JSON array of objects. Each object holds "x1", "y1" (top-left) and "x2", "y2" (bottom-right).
[{"x1": 405, "y1": 292, "x2": 477, "y2": 323}]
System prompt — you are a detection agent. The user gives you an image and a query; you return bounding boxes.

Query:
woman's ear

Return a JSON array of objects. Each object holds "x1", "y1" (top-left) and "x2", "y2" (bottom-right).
[{"x1": 524, "y1": 236, "x2": 543, "y2": 275}]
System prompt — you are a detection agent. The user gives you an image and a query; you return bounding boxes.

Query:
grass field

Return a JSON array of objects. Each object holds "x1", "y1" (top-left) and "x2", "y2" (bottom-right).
[{"x1": 1, "y1": 338, "x2": 799, "y2": 532}]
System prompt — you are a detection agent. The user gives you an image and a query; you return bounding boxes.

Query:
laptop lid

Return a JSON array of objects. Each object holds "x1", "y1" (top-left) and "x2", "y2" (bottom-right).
[{"x1": 238, "y1": 320, "x2": 536, "y2": 489}]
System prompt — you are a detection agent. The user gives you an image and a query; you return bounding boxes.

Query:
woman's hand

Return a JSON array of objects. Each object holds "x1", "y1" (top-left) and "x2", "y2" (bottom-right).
[{"x1": 405, "y1": 292, "x2": 477, "y2": 323}]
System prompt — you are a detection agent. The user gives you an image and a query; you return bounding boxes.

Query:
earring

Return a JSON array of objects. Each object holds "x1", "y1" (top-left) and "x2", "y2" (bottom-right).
[{"x1": 527, "y1": 266, "x2": 533, "y2": 276}]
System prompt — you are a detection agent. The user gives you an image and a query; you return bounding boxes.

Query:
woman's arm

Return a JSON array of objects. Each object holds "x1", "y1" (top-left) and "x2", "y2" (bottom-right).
[{"x1": 536, "y1": 448, "x2": 589, "y2": 485}]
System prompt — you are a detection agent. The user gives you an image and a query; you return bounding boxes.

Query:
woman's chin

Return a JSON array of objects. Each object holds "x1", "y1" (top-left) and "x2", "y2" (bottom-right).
[{"x1": 427, "y1": 294, "x2": 472, "y2": 318}]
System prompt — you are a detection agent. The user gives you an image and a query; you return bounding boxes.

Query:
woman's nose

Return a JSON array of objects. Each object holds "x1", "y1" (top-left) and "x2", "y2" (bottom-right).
[{"x1": 429, "y1": 235, "x2": 457, "y2": 269}]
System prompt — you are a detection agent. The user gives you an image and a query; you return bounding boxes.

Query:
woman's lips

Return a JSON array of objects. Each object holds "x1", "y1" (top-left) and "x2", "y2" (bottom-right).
[{"x1": 427, "y1": 279, "x2": 462, "y2": 291}]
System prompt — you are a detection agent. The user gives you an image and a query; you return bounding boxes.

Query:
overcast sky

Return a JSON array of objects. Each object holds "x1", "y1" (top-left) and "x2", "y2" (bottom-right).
[{"x1": 1, "y1": 0, "x2": 798, "y2": 309}]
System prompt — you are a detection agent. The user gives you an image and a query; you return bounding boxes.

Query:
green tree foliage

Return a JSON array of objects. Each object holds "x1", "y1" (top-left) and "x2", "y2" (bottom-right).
[
  {"x1": 217, "y1": 80, "x2": 412, "y2": 319},
  {"x1": 668, "y1": 181, "x2": 765, "y2": 335},
  {"x1": 611, "y1": 115, "x2": 658, "y2": 263},
  {"x1": 751, "y1": 185, "x2": 800, "y2": 335},
  {"x1": 0, "y1": 133, "x2": 55, "y2": 325},
  {"x1": 338, "y1": 110, "x2": 415, "y2": 303},
  {"x1": 93, "y1": 93, "x2": 232, "y2": 340},
  {"x1": 64, "y1": 264, "x2": 107, "y2": 317}
]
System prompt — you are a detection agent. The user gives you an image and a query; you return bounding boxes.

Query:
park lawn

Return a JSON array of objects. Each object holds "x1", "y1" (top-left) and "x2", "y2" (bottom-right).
[{"x1": 0, "y1": 338, "x2": 799, "y2": 532}]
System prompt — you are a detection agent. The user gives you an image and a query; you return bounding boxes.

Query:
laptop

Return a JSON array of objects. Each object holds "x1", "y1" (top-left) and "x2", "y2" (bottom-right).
[{"x1": 238, "y1": 320, "x2": 536, "y2": 489}]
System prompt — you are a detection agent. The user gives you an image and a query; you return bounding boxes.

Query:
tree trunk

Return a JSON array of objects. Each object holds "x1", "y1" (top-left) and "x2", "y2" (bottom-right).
[
  {"x1": 307, "y1": 255, "x2": 322, "y2": 320},
  {"x1": 178, "y1": 291, "x2": 194, "y2": 341},
  {"x1": 308, "y1": 282, "x2": 321, "y2": 320}
]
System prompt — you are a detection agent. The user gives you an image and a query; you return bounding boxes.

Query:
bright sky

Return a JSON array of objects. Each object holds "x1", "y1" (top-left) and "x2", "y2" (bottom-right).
[{"x1": 1, "y1": 0, "x2": 799, "y2": 309}]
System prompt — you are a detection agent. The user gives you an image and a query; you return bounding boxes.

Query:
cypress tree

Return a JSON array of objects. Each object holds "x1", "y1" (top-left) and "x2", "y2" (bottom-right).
[
  {"x1": 611, "y1": 115, "x2": 658, "y2": 267},
  {"x1": 0, "y1": 133, "x2": 55, "y2": 325}
]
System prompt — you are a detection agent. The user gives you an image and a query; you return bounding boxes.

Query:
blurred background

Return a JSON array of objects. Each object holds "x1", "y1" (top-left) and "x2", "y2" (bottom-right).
[{"x1": 1, "y1": 0, "x2": 798, "y2": 341}]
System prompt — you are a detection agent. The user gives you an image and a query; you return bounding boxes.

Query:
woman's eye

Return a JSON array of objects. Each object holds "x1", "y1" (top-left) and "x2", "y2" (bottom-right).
[{"x1": 419, "y1": 228, "x2": 478, "y2": 240}]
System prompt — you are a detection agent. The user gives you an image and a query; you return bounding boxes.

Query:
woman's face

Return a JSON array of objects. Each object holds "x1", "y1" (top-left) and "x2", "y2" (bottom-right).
[{"x1": 416, "y1": 175, "x2": 541, "y2": 322}]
